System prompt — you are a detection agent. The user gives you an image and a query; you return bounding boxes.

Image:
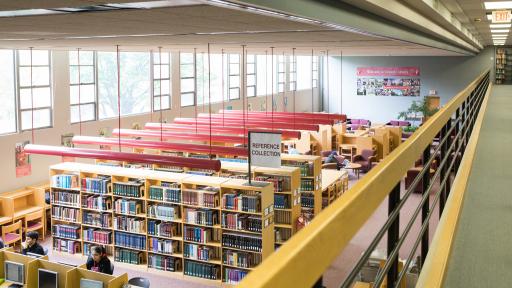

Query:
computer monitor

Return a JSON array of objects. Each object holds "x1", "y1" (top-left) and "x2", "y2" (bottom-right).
[
  {"x1": 38, "y1": 268, "x2": 58, "y2": 288},
  {"x1": 80, "y1": 278, "x2": 104, "y2": 288},
  {"x1": 27, "y1": 252, "x2": 44, "y2": 258},
  {"x1": 4, "y1": 261, "x2": 24, "y2": 287}
]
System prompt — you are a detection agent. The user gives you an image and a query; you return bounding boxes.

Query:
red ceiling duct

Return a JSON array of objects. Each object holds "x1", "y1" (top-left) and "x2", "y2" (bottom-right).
[
  {"x1": 112, "y1": 129, "x2": 247, "y2": 144},
  {"x1": 72, "y1": 136, "x2": 248, "y2": 157},
  {"x1": 144, "y1": 123, "x2": 301, "y2": 139},
  {"x1": 218, "y1": 110, "x2": 347, "y2": 121},
  {"x1": 23, "y1": 144, "x2": 222, "y2": 171},
  {"x1": 196, "y1": 113, "x2": 336, "y2": 125},
  {"x1": 173, "y1": 118, "x2": 319, "y2": 131}
]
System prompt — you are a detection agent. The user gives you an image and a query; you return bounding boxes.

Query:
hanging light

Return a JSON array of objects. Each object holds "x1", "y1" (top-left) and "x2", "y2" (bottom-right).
[
  {"x1": 112, "y1": 129, "x2": 248, "y2": 144},
  {"x1": 72, "y1": 136, "x2": 248, "y2": 157},
  {"x1": 144, "y1": 123, "x2": 301, "y2": 139},
  {"x1": 173, "y1": 117, "x2": 320, "y2": 131},
  {"x1": 24, "y1": 144, "x2": 222, "y2": 171}
]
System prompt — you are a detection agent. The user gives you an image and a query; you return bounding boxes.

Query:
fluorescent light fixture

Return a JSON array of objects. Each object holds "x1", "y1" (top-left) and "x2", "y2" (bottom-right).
[
  {"x1": 487, "y1": 14, "x2": 493, "y2": 20},
  {"x1": 491, "y1": 29, "x2": 510, "y2": 33},
  {"x1": 484, "y1": 2, "x2": 512, "y2": 9},
  {"x1": 0, "y1": 9, "x2": 65, "y2": 17},
  {"x1": 491, "y1": 24, "x2": 512, "y2": 28},
  {"x1": 492, "y1": 35, "x2": 508, "y2": 38}
]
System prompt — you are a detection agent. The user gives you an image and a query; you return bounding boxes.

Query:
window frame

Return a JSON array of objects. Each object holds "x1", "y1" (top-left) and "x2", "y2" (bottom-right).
[
  {"x1": 152, "y1": 51, "x2": 171, "y2": 112},
  {"x1": 277, "y1": 55, "x2": 285, "y2": 93},
  {"x1": 69, "y1": 50, "x2": 97, "y2": 124},
  {"x1": 228, "y1": 53, "x2": 240, "y2": 100},
  {"x1": 0, "y1": 50, "x2": 18, "y2": 135},
  {"x1": 312, "y1": 56, "x2": 319, "y2": 88},
  {"x1": 16, "y1": 49, "x2": 53, "y2": 131},
  {"x1": 288, "y1": 54, "x2": 297, "y2": 92},
  {"x1": 246, "y1": 54, "x2": 257, "y2": 98},
  {"x1": 180, "y1": 52, "x2": 196, "y2": 107}
]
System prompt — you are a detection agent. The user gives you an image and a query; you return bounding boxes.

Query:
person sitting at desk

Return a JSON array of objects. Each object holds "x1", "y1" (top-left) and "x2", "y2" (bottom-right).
[
  {"x1": 21, "y1": 231, "x2": 45, "y2": 256},
  {"x1": 0, "y1": 239, "x2": 4, "y2": 249},
  {"x1": 86, "y1": 246, "x2": 113, "y2": 275},
  {"x1": 324, "y1": 151, "x2": 345, "y2": 170}
]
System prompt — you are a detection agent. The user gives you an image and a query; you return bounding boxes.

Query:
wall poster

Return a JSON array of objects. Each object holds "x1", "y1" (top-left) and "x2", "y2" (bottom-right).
[
  {"x1": 356, "y1": 66, "x2": 421, "y2": 97},
  {"x1": 15, "y1": 140, "x2": 31, "y2": 177}
]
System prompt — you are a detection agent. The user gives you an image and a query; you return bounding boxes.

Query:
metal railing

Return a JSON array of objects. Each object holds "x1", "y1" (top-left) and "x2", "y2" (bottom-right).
[{"x1": 238, "y1": 70, "x2": 490, "y2": 288}]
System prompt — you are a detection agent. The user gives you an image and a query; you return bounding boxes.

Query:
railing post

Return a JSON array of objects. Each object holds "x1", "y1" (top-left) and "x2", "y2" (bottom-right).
[
  {"x1": 387, "y1": 183, "x2": 400, "y2": 287},
  {"x1": 455, "y1": 107, "x2": 461, "y2": 171},
  {"x1": 445, "y1": 120, "x2": 452, "y2": 196},
  {"x1": 313, "y1": 277, "x2": 323, "y2": 288},
  {"x1": 439, "y1": 123, "x2": 446, "y2": 216},
  {"x1": 421, "y1": 144, "x2": 431, "y2": 267}
]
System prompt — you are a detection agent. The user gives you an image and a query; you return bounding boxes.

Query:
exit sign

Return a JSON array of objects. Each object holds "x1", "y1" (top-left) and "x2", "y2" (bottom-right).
[{"x1": 492, "y1": 10, "x2": 511, "y2": 23}]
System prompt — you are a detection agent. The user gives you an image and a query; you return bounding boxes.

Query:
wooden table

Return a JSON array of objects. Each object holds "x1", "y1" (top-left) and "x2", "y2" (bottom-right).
[{"x1": 345, "y1": 163, "x2": 362, "y2": 179}]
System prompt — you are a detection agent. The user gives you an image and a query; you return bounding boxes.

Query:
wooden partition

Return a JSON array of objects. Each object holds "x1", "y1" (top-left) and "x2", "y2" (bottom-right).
[
  {"x1": 67, "y1": 267, "x2": 128, "y2": 288},
  {"x1": 107, "y1": 272, "x2": 129, "y2": 288},
  {"x1": 26, "y1": 259, "x2": 74, "y2": 288},
  {"x1": 0, "y1": 197, "x2": 13, "y2": 225},
  {"x1": 0, "y1": 250, "x2": 38, "y2": 286},
  {"x1": 341, "y1": 134, "x2": 374, "y2": 155},
  {"x1": 0, "y1": 187, "x2": 45, "y2": 222}
]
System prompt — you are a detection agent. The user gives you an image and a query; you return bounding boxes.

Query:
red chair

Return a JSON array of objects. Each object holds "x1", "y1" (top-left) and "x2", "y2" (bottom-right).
[{"x1": 352, "y1": 149, "x2": 377, "y2": 173}]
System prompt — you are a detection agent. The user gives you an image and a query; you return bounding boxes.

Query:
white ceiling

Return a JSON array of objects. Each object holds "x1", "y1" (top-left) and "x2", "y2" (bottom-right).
[{"x1": 0, "y1": 1, "x2": 464, "y2": 55}]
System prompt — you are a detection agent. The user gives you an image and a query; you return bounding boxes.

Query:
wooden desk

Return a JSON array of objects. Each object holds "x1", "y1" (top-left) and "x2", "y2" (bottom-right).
[
  {"x1": 0, "y1": 188, "x2": 45, "y2": 222},
  {"x1": 345, "y1": 163, "x2": 362, "y2": 179},
  {"x1": 338, "y1": 144, "x2": 357, "y2": 161},
  {"x1": 0, "y1": 281, "x2": 25, "y2": 288}
]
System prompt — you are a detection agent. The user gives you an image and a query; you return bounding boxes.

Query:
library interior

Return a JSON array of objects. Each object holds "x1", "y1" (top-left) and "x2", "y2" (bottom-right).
[{"x1": 0, "y1": 1, "x2": 508, "y2": 288}]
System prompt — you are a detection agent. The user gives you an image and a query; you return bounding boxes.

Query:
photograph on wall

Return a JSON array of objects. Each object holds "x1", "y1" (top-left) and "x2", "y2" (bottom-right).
[
  {"x1": 15, "y1": 140, "x2": 31, "y2": 177},
  {"x1": 356, "y1": 66, "x2": 421, "y2": 97},
  {"x1": 357, "y1": 78, "x2": 421, "y2": 96},
  {"x1": 61, "y1": 133, "x2": 75, "y2": 162}
]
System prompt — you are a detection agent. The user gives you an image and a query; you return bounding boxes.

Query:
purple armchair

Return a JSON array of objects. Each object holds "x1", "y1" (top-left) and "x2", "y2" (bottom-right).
[
  {"x1": 352, "y1": 149, "x2": 377, "y2": 173},
  {"x1": 388, "y1": 120, "x2": 411, "y2": 127},
  {"x1": 348, "y1": 119, "x2": 371, "y2": 131}
]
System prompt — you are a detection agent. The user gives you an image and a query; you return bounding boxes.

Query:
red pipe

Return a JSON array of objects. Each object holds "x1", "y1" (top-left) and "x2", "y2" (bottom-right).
[
  {"x1": 24, "y1": 144, "x2": 221, "y2": 171},
  {"x1": 144, "y1": 123, "x2": 301, "y2": 139},
  {"x1": 218, "y1": 110, "x2": 347, "y2": 121},
  {"x1": 173, "y1": 118, "x2": 319, "y2": 131},
  {"x1": 195, "y1": 113, "x2": 336, "y2": 125},
  {"x1": 72, "y1": 136, "x2": 248, "y2": 157},
  {"x1": 112, "y1": 129, "x2": 248, "y2": 144}
]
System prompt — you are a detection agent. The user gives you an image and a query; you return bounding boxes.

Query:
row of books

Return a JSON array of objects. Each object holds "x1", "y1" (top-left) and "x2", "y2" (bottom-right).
[
  {"x1": 287, "y1": 162, "x2": 314, "y2": 177},
  {"x1": 300, "y1": 179, "x2": 315, "y2": 192},
  {"x1": 254, "y1": 175, "x2": 288, "y2": 192},
  {"x1": 52, "y1": 206, "x2": 80, "y2": 222},
  {"x1": 274, "y1": 195, "x2": 290, "y2": 209},
  {"x1": 82, "y1": 176, "x2": 111, "y2": 194},
  {"x1": 53, "y1": 238, "x2": 81, "y2": 254},
  {"x1": 148, "y1": 237, "x2": 179, "y2": 255},
  {"x1": 221, "y1": 213, "x2": 262, "y2": 233},
  {"x1": 114, "y1": 248, "x2": 144, "y2": 265},
  {"x1": 113, "y1": 180, "x2": 145, "y2": 197},
  {"x1": 274, "y1": 210, "x2": 291, "y2": 225},
  {"x1": 83, "y1": 228, "x2": 112, "y2": 244},
  {"x1": 222, "y1": 193, "x2": 261, "y2": 213},
  {"x1": 85, "y1": 243, "x2": 113, "y2": 256},
  {"x1": 184, "y1": 260, "x2": 219, "y2": 280},
  {"x1": 223, "y1": 249, "x2": 261, "y2": 268},
  {"x1": 183, "y1": 226, "x2": 221, "y2": 244},
  {"x1": 114, "y1": 199, "x2": 142, "y2": 215},
  {"x1": 184, "y1": 243, "x2": 219, "y2": 262},
  {"x1": 224, "y1": 268, "x2": 249, "y2": 285},
  {"x1": 148, "y1": 204, "x2": 180, "y2": 221},
  {"x1": 148, "y1": 254, "x2": 181, "y2": 272},
  {"x1": 184, "y1": 208, "x2": 218, "y2": 226},
  {"x1": 83, "y1": 212, "x2": 112, "y2": 228},
  {"x1": 114, "y1": 216, "x2": 146, "y2": 234},
  {"x1": 149, "y1": 184, "x2": 181, "y2": 203},
  {"x1": 183, "y1": 189, "x2": 219, "y2": 208},
  {"x1": 51, "y1": 190, "x2": 80, "y2": 207},
  {"x1": 115, "y1": 231, "x2": 147, "y2": 250},
  {"x1": 218, "y1": 172, "x2": 249, "y2": 180},
  {"x1": 51, "y1": 174, "x2": 79, "y2": 189},
  {"x1": 301, "y1": 196, "x2": 314, "y2": 208},
  {"x1": 222, "y1": 233, "x2": 262, "y2": 252},
  {"x1": 147, "y1": 220, "x2": 179, "y2": 238},
  {"x1": 53, "y1": 224, "x2": 80, "y2": 239},
  {"x1": 82, "y1": 195, "x2": 112, "y2": 211}
]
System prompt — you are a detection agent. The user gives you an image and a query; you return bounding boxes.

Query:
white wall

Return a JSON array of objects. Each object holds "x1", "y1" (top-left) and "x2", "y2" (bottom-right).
[
  {"x1": 322, "y1": 47, "x2": 494, "y2": 123},
  {"x1": 0, "y1": 51, "x2": 320, "y2": 192}
]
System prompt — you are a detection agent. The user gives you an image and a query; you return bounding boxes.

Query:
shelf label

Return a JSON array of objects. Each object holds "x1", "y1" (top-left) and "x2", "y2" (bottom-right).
[
  {"x1": 493, "y1": 10, "x2": 511, "y2": 23},
  {"x1": 249, "y1": 131, "x2": 282, "y2": 168}
]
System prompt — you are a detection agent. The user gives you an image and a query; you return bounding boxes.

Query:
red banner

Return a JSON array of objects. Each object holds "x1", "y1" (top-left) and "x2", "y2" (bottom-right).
[{"x1": 357, "y1": 67, "x2": 420, "y2": 77}]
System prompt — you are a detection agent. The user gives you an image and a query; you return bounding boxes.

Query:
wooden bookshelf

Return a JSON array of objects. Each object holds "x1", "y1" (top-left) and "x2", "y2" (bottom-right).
[
  {"x1": 280, "y1": 154, "x2": 322, "y2": 217},
  {"x1": 321, "y1": 169, "x2": 348, "y2": 209},
  {"x1": 49, "y1": 162, "x2": 274, "y2": 284}
]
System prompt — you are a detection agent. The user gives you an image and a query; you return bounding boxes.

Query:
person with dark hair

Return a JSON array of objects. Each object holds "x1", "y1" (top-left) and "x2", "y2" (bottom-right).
[
  {"x1": 86, "y1": 246, "x2": 113, "y2": 275},
  {"x1": 21, "y1": 231, "x2": 45, "y2": 255},
  {"x1": 0, "y1": 239, "x2": 4, "y2": 249}
]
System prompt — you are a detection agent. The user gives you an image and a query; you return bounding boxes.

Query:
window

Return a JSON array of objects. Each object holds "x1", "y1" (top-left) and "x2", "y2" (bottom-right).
[
  {"x1": 247, "y1": 54, "x2": 256, "y2": 97},
  {"x1": 97, "y1": 52, "x2": 151, "y2": 119},
  {"x1": 17, "y1": 49, "x2": 52, "y2": 130},
  {"x1": 69, "y1": 50, "x2": 96, "y2": 123},
  {"x1": 180, "y1": 52, "x2": 195, "y2": 107},
  {"x1": 296, "y1": 56, "x2": 312, "y2": 90},
  {"x1": 256, "y1": 54, "x2": 268, "y2": 97},
  {"x1": 312, "y1": 56, "x2": 319, "y2": 88},
  {"x1": 0, "y1": 50, "x2": 16, "y2": 134},
  {"x1": 196, "y1": 53, "x2": 225, "y2": 105},
  {"x1": 277, "y1": 55, "x2": 285, "y2": 93},
  {"x1": 288, "y1": 55, "x2": 296, "y2": 91},
  {"x1": 228, "y1": 54, "x2": 240, "y2": 100},
  {"x1": 153, "y1": 51, "x2": 171, "y2": 111}
]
